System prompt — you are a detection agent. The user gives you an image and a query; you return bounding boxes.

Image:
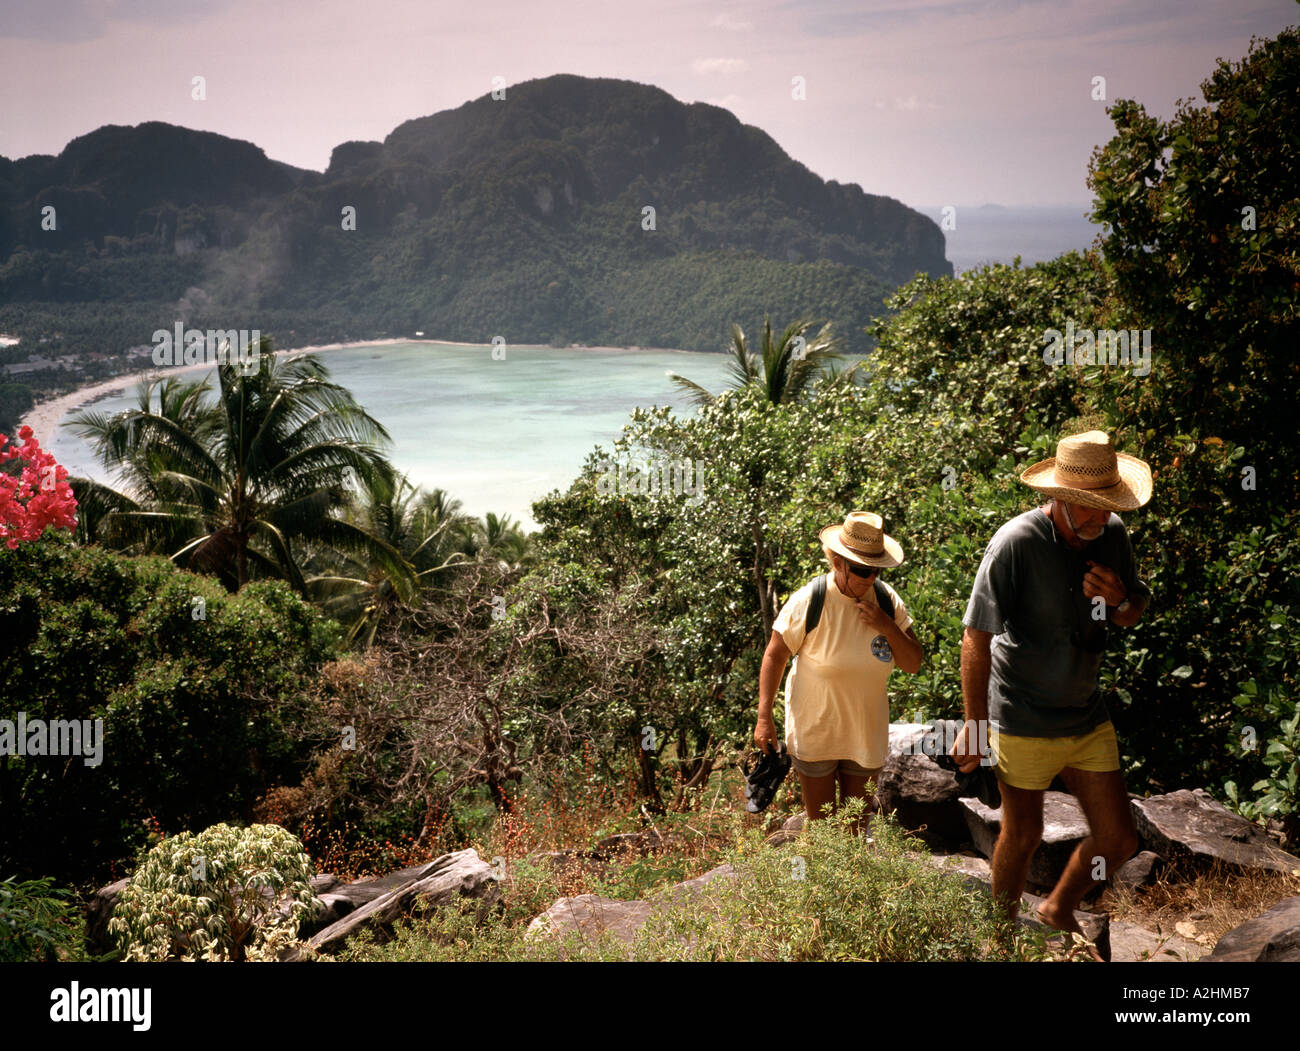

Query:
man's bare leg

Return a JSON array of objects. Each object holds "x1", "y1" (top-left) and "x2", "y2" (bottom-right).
[
  {"x1": 1037, "y1": 767, "x2": 1139, "y2": 932},
  {"x1": 991, "y1": 780, "x2": 1044, "y2": 921}
]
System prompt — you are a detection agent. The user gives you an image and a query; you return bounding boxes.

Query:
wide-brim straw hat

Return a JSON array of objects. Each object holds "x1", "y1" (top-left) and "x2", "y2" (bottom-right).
[
  {"x1": 1020, "y1": 430, "x2": 1152, "y2": 511},
  {"x1": 818, "y1": 511, "x2": 903, "y2": 568}
]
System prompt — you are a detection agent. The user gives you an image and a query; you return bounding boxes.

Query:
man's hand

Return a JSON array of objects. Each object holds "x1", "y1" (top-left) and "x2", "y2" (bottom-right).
[
  {"x1": 949, "y1": 720, "x2": 984, "y2": 775},
  {"x1": 1083, "y1": 560, "x2": 1127, "y2": 607},
  {"x1": 753, "y1": 714, "x2": 778, "y2": 754}
]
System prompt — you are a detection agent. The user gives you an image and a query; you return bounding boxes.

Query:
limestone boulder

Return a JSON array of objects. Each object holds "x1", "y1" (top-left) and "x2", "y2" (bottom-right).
[
  {"x1": 1132, "y1": 789, "x2": 1300, "y2": 876},
  {"x1": 1206, "y1": 896, "x2": 1300, "y2": 962},
  {"x1": 526, "y1": 863, "x2": 736, "y2": 958}
]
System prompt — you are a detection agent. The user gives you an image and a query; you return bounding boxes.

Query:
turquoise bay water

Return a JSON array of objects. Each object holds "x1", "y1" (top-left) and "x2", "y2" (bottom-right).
[{"x1": 49, "y1": 342, "x2": 737, "y2": 532}]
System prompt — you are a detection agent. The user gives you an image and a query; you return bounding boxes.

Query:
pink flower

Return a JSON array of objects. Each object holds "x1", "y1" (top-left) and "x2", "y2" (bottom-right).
[{"x1": 0, "y1": 428, "x2": 78, "y2": 547}]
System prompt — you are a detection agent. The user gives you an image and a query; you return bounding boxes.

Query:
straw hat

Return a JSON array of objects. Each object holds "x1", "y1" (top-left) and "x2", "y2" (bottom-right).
[
  {"x1": 1020, "y1": 430, "x2": 1152, "y2": 511},
  {"x1": 818, "y1": 511, "x2": 904, "y2": 568}
]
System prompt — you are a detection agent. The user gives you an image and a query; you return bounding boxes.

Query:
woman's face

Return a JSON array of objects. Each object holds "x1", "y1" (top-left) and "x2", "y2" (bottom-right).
[{"x1": 832, "y1": 553, "x2": 876, "y2": 598}]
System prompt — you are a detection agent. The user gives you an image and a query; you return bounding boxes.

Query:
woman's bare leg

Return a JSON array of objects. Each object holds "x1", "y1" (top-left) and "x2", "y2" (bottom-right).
[{"x1": 797, "y1": 770, "x2": 838, "y2": 821}]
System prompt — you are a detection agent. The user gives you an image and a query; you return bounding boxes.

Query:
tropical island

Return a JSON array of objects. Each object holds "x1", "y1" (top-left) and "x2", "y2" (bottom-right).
[{"x1": 1, "y1": 29, "x2": 1298, "y2": 968}]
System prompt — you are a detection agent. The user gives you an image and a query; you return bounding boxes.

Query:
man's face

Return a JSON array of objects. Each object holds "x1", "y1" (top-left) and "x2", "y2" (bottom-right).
[{"x1": 1059, "y1": 499, "x2": 1109, "y2": 543}]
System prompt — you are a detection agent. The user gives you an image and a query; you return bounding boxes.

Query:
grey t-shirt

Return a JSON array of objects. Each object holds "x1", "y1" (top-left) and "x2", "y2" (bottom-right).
[{"x1": 963, "y1": 507, "x2": 1150, "y2": 738}]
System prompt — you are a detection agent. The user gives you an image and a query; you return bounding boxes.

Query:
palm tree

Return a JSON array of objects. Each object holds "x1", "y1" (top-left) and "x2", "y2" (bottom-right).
[
  {"x1": 72, "y1": 374, "x2": 221, "y2": 547},
  {"x1": 667, "y1": 316, "x2": 851, "y2": 407},
  {"x1": 70, "y1": 341, "x2": 407, "y2": 593},
  {"x1": 472, "y1": 511, "x2": 533, "y2": 570},
  {"x1": 303, "y1": 476, "x2": 479, "y2": 646}
]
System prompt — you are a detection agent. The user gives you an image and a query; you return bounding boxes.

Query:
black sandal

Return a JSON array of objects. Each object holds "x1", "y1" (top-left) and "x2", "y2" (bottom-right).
[{"x1": 743, "y1": 741, "x2": 792, "y2": 813}]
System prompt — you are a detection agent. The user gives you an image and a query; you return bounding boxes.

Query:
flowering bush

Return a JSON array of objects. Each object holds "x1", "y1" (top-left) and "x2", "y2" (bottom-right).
[{"x1": 0, "y1": 425, "x2": 77, "y2": 548}]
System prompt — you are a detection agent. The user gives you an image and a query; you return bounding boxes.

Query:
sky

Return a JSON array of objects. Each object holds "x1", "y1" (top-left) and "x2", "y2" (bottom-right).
[{"x1": 1, "y1": 0, "x2": 1296, "y2": 209}]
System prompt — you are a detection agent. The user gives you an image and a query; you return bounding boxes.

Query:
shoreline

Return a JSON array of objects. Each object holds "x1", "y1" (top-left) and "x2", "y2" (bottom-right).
[{"x1": 17, "y1": 336, "x2": 703, "y2": 444}]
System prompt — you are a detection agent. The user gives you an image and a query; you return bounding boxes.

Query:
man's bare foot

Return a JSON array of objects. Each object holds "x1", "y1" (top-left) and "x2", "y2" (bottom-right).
[
  {"x1": 1034, "y1": 898, "x2": 1082, "y2": 935},
  {"x1": 1035, "y1": 900, "x2": 1104, "y2": 961}
]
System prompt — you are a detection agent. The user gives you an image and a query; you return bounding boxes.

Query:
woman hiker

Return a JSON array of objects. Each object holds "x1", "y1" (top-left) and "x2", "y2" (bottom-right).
[{"x1": 753, "y1": 511, "x2": 923, "y2": 826}]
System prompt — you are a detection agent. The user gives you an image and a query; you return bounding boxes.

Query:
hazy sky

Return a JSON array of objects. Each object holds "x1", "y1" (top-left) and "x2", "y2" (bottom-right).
[{"x1": 2, "y1": 0, "x2": 1295, "y2": 208}]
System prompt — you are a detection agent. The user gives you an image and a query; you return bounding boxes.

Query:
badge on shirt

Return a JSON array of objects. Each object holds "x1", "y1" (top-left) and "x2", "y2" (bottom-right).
[{"x1": 871, "y1": 635, "x2": 893, "y2": 662}]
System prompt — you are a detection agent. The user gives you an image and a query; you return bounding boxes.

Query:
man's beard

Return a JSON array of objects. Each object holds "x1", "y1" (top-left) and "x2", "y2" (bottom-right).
[{"x1": 1063, "y1": 502, "x2": 1105, "y2": 541}]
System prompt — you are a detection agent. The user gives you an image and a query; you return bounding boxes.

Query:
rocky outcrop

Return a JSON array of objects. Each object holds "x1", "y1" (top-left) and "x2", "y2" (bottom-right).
[
  {"x1": 526, "y1": 864, "x2": 736, "y2": 958},
  {"x1": 1205, "y1": 896, "x2": 1300, "y2": 962},
  {"x1": 1132, "y1": 789, "x2": 1300, "y2": 875},
  {"x1": 878, "y1": 737, "x2": 970, "y2": 844},
  {"x1": 1113, "y1": 850, "x2": 1162, "y2": 893},
  {"x1": 298, "y1": 849, "x2": 498, "y2": 956}
]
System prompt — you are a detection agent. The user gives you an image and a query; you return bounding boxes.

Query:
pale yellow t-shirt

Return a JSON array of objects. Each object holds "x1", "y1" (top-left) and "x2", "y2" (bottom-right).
[{"x1": 772, "y1": 572, "x2": 912, "y2": 769}]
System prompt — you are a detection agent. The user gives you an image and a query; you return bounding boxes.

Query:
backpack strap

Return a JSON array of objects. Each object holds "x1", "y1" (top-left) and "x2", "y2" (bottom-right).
[
  {"x1": 803, "y1": 574, "x2": 895, "y2": 636},
  {"x1": 874, "y1": 579, "x2": 895, "y2": 621},
  {"x1": 805, "y1": 574, "x2": 827, "y2": 635}
]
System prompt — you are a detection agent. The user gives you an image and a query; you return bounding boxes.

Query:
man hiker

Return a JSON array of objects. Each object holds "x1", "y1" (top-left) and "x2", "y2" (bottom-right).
[{"x1": 950, "y1": 430, "x2": 1152, "y2": 938}]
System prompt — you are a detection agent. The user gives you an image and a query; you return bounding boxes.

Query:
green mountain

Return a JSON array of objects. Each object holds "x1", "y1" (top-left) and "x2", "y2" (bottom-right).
[{"x1": 0, "y1": 74, "x2": 950, "y2": 357}]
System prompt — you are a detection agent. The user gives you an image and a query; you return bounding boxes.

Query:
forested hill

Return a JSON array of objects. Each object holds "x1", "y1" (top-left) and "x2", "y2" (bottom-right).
[{"x1": 0, "y1": 75, "x2": 949, "y2": 356}]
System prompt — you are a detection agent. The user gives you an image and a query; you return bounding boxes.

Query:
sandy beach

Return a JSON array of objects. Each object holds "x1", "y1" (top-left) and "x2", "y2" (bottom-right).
[{"x1": 17, "y1": 336, "x2": 689, "y2": 445}]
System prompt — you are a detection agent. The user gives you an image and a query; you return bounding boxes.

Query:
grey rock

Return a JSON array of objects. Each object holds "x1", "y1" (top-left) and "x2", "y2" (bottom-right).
[
  {"x1": 302, "y1": 849, "x2": 499, "y2": 956},
  {"x1": 766, "y1": 812, "x2": 805, "y2": 846},
  {"x1": 84, "y1": 878, "x2": 130, "y2": 957},
  {"x1": 878, "y1": 751, "x2": 969, "y2": 843},
  {"x1": 925, "y1": 852, "x2": 993, "y2": 894},
  {"x1": 1132, "y1": 789, "x2": 1300, "y2": 876},
  {"x1": 1113, "y1": 851, "x2": 1161, "y2": 893},
  {"x1": 1206, "y1": 895, "x2": 1300, "y2": 962},
  {"x1": 526, "y1": 863, "x2": 737, "y2": 958},
  {"x1": 961, "y1": 791, "x2": 1092, "y2": 888},
  {"x1": 528, "y1": 895, "x2": 656, "y2": 953}
]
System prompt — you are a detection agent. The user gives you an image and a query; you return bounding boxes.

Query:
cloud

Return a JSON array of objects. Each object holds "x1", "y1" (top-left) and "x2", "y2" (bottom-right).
[
  {"x1": 692, "y1": 57, "x2": 750, "y2": 75},
  {"x1": 704, "y1": 94, "x2": 745, "y2": 111},
  {"x1": 709, "y1": 12, "x2": 753, "y2": 31},
  {"x1": 1, "y1": 0, "x2": 231, "y2": 42},
  {"x1": 873, "y1": 95, "x2": 941, "y2": 111}
]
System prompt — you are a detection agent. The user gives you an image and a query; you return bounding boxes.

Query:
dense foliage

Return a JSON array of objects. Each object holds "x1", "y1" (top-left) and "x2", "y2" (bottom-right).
[
  {"x1": 0, "y1": 537, "x2": 337, "y2": 882},
  {"x1": 0, "y1": 875, "x2": 84, "y2": 962},
  {"x1": 1086, "y1": 27, "x2": 1300, "y2": 831}
]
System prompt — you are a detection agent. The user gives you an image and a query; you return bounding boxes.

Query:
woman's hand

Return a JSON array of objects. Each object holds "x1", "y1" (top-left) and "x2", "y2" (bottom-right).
[
  {"x1": 753, "y1": 713, "x2": 779, "y2": 754},
  {"x1": 855, "y1": 598, "x2": 891, "y2": 633}
]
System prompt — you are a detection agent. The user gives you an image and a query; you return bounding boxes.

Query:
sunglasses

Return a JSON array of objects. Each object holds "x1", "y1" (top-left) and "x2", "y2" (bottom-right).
[{"x1": 846, "y1": 562, "x2": 879, "y2": 579}]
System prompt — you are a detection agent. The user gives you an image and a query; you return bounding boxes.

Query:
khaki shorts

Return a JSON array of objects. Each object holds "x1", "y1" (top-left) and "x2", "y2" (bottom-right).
[
  {"x1": 790, "y1": 756, "x2": 883, "y2": 781},
  {"x1": 990, "y1": 721, "x2": 1120, "y2": 790}
]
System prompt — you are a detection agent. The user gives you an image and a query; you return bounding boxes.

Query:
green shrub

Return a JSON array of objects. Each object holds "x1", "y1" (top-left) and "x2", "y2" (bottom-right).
[
  {"x1": 107, "y1": 823, "x2": 322, "y2": 962},
  {"x1": 0, "y1": 536, "x2": 338, "y2": 884},
  {"x1": 628, "y1": 802, "x2": 1057, "y2": 961},
  {"x1": 346, "y1": 804, "x2": 1069, "y2": 962},
  {"x1": 0, "y1": 875, "x2": 83, "y2": 962}
]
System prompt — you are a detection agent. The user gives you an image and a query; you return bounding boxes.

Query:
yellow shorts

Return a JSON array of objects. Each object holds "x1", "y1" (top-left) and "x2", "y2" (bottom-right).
[{"x1": 989, "y1": 721, "x2": 1120, "y2": 790}]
